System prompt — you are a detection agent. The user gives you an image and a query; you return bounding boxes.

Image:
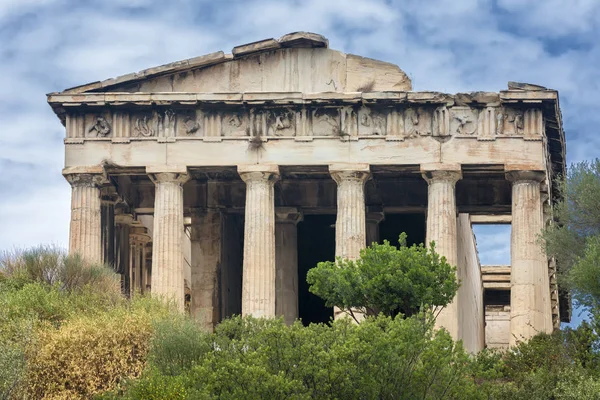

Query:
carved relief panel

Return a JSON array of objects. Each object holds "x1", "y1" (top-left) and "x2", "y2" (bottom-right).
[
  {"x1": 85, "y1": 113, "x2": 113, "y2": 138},
  {"x1": 311, "y1": 108, "x2": 340, "y2": 136},
  {"x1": 267, "y1": 108, "x2": 296, "y2": 136},
  {"x1": 176, "y1": 110, "x2": 203, "y2": 137},
  {"x1": 132, "y1": 112, "x2": 157, "y2": 137},
  {"x1": 358, "y1": 106, "x2": 386, "y2": 136},
  {"x1": 404, "y1": 107, "x2": 432, "y2": 138},
  {"x1": 449, "y1": 106, "x2": 478, "y2": 136},
  {"x1": 221, "y1": 112, "x2": 249, "y2": 137},
  {"x1": 497, "y1": 108, "x2": 524, "y2": 136}
]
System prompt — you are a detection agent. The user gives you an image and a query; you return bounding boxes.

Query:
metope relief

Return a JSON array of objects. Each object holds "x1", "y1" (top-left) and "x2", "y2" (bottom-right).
[
  {"x1": 358, "y1": 106, "x2": 386, "y2": 136},
  {"x1": 267, "y1": 108, "x2": 296, "y2": 136},
  {"x1": 311, "y1": 108, "x2": 340, "y2": 137},
  {"x1": 132, "y1": 113, "x2": 156, "y2": 137},
  {"x1": 176, "y1": 110, "x2": 203, "y2": 137},
  {"x1": 450, "y1": 107, "x2": 478, "y2": 136},
  {"x1": 404, "y1": 107, "x2": 432, "y2": 137},
  {"x1": 222, "y1": 112, "x2": 249, "y2": 137},
  {"x1": 86, "y1": 115, "x2": 112, "y2": 138},
  {"x1": 497, "y1": 108, "x2": 524, "y2": 136}
]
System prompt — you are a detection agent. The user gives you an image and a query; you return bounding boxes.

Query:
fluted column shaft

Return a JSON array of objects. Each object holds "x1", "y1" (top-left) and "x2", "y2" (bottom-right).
[
  {"x1": 149, "y1": 171, "x2": 189, "y2": 311},
  {"x1": 65, "y1": 173, "x2": 106, "y2": 263},
  {"x1": 190, "y1": 209, "x2": 222, "y2": 331},
  {"x1": 330, "y1": 163, "x2": 371, "y2": 320},
  {"x1": 275, "y1": 208, "x2": 303, "y2": 325},
  {"x1": 422, "y1": 167, "x2": 462, "y2": 340},
  {"x1": 239, "y1": 165, "x2": 280, "y2": 318},
  {"x1": 507, "y1": 170, "x2": 552, "y2": 345},
  {"x1": 330, "y1": 164, "x2": 371, "y2": 260}
]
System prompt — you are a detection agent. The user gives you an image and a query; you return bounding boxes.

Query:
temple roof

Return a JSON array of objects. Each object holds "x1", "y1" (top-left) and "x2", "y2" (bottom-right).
[{"x1": 60, "y1": 32, "x2": 412, "y2": 94}]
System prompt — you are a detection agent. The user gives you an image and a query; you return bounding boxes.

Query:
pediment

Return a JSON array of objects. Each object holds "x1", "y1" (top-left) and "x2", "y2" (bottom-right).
[{"x1": 62, "y1": 32, "x2": 412, "y2": 94}]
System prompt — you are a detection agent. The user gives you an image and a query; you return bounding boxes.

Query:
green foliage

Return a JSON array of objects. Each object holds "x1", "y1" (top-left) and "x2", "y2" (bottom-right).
[
  {"x1": 306, "y1": 233, "x2": 459, "y2": 318},
  {"x1": 149, "y1": 317, "x2": 212, "y2": 376},
  {"x1": 116, "y1": 314, "x2": 478, "y2": 400},
  {"x1": 544, "y1": 159, "x2": 600, "y2": 311}
]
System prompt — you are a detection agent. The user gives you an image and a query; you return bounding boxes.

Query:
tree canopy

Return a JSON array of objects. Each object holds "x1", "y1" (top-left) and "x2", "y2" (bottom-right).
[{"x1": 306, "y1": 233, "x2": 459, "y2": 320}]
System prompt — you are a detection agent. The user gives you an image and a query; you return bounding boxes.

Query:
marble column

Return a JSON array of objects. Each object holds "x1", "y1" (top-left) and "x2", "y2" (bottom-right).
[
  {"x1": 64, "y1": 171, "x2": 107, "y2": 263},
  {"x1": 190, "y1": 209, "x2": 222, "y2": 331},
  {"x1": 115, "y1": 214, "x2": 133, "y2": 295},
  {"x1": 238, "y1": 164, "x2": 279, "y2": 318},
  {"x1": 275, "y1": 207, "x2": 303, "y2": 325},
  {"x1": 422, "y1": 164, "x2": 462, "y2": 340},
  {"x1": 130, "y1": 226, "x2": 151, "y2": 294},
  {"x1": 507, "y1": 170, "x2": 552, "y2": 345},
  {"x1": 148, "y1": 169, "x2": 189, "y2": 311},
  {"x1": 329, "y1": 163, "x2": 371, "y2": 320},
  {"x1": 366, "y1": 207, "x2": 385, "y2": 246}
]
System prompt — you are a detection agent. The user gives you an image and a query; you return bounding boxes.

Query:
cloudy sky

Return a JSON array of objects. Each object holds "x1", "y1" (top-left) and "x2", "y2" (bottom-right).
[{"x1": 0, "y1": 0, "x2": 596, "y2": 323}]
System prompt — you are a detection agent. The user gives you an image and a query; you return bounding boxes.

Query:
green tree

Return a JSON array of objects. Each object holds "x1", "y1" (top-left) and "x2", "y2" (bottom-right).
[
  {"x1": 544, "y1": 159, "x2": 600, "y2": 312},
  {"x1": 306, "y1": 233, "x2": 459, "y2": 320}
]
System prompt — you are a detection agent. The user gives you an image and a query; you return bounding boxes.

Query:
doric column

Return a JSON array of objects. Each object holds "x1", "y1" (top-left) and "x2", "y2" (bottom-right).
[
  {"x1": 130, "y1": 226, "x2": 151, "y2": 294},
  {"x1": 275, "y1": 207, "x2": 303, "y2": 325},
  {"x1": 238, "y1": 164, "x2": 279, "y2": 318},
  {"x1": 330, "y1": 163, "x2": 371, "y2": 320},
  {"x1": 190, "y1": 209, "x2": 223, "y2": 331},
  {"x1": 115, "y1": 213, "x2": 133, "y2": 295},
  {"x1": 148, "y1": 167, "x2": 189, "y2": 311},
  {"x1": 100, "y1": 187, "x2": 118, "y2": 267},
  {"x1": 329, "y1": 163, "x2": 371, "y2": 260},
  {"x1": 422, "y1": 164, "x2": 462, "y2": 340},
  {"x1": 366, "y1": 207, "x2": 385, "y2": 246},
  {"x1": 64, "y1": 168, "x2": 107, "y2": 263},
  {"x1": 506, "y1": 170, "x2": 552, "y2": 345}
]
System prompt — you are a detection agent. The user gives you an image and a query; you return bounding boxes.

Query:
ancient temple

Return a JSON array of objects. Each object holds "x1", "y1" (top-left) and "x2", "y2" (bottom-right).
[{"x1": 47, "y1": 32, "x2": 569, "y2": 352}]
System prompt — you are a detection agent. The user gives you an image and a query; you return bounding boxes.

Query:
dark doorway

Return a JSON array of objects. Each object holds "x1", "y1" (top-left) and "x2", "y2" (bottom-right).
[
  {"x1": 379, "y1": 213, "x2": 427, "y2": 248},
  {"x1": 297, "y1": 214, "x2": 335, "y2": 325}
]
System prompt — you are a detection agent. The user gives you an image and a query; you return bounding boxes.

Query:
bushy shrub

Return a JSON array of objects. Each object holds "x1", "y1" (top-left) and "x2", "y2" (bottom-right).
[
  {"x1": 0, "y1": 246, "x2": 121, "y2": 298},
  {"x1": 25, "y1": 297, "x2": 171, "y2": 400},
  {"x1": 117, "y1": 314, "x2": 479, "y2": 400}
]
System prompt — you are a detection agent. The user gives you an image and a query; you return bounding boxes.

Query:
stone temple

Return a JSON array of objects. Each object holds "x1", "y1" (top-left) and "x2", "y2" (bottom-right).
[{"x1": 47, "y1": 32, "x2": 569, "y2": 352}]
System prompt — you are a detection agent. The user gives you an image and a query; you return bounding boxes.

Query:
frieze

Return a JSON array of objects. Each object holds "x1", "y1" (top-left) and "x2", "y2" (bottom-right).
[
  {"x1": 449, "y1": 107, "x2": 477, "y2": 136},
  {"x1": 132, "y1": 113, "x2": 156, "y2": 137},
  {"x1": 64, "y1": 105, "x2": 544, "y2": 142},
  {"x1": 358, "y1": 106, "x2": 386, "y2": 136},
  {"x1": 87, "y1": 116, "x2": 112, "y2": 138}
]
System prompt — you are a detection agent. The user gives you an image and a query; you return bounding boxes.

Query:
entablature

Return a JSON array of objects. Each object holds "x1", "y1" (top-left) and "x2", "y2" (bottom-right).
[{"x1": 49, "y1": 91, "x2": 550, "y2": 144}]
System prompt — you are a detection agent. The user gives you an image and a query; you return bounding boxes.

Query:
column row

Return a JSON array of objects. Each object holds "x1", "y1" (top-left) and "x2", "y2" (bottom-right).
[{"x1": 65, "y1": 165, "x2": 553, "y2": 343}]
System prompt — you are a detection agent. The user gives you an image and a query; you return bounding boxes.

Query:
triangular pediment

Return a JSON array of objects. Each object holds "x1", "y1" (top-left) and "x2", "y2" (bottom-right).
[{"x1": 62, "y1": 32, "x2": 412, "y2": 94}]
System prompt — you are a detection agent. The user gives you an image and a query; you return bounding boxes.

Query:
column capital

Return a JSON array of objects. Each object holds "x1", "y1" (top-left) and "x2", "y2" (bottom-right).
[
  {"x1": 238, "y1": 164, "x2": 280, "y2": 183},
  {"x1": 329, "y1": 163, "x2": 371, "y2": 184},
  {"x1": 421, "y1": 164, "x2": 462, "y2": 184},
  {"x1": 64, "y1": 172, "x2": 108, "y2": 188},
  {"x1": 275, "y1": 207, "x2": 303, "y2": 224},
  {"x1": 147, "y1": 166, "x2": 189, "y2": 185},
  {"x1": 505, "y1": 170, "x2": 545, "y2": 184}
]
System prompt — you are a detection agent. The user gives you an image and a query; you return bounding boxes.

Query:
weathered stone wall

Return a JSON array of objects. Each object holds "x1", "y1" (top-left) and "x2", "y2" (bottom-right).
[
  {"x1": 457, "y1": 214, "x2": 485, "y2": 353},
  {"x1": 485, "y1": 306, "x2": 510, "y2": 349}
]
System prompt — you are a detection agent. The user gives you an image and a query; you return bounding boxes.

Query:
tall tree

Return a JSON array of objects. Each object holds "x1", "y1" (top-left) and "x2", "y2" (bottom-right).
[
  {"x1": 306, "y1": 233, "x2": 458, "y2": 321},
  {"x1": 544, "y1": 159, "x2": 600, "y2": 312}
]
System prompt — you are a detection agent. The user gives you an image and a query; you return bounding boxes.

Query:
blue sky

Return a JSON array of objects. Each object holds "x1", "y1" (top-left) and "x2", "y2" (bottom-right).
[{"x1": 0, "y1": 0, "x2": 597, "y2": 325}]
